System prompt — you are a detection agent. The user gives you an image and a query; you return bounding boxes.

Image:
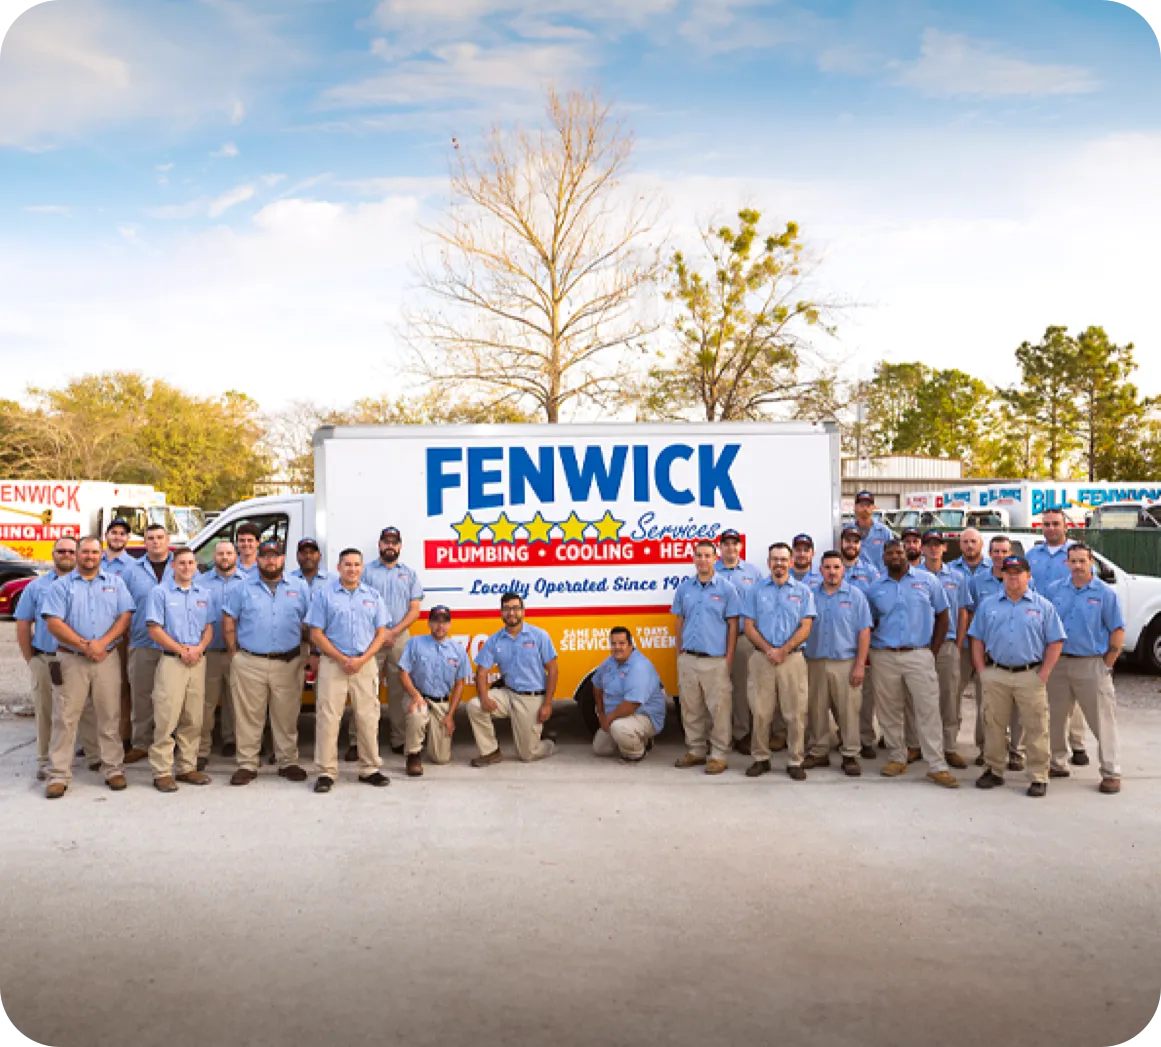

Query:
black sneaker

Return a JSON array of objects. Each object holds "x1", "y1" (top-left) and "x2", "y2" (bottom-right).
[
  {"x1": 314, "y1": 776, "x2": 334, "y2": 793},
  {"x1": 1027, "y1": 781, "x2": 1047, "y2": 798},
  {"x1": 745, "y1": 759, "x2": 771, "y2": 778},
  {"x1": 221, "y1": 742, "x2": 236, "y2": 758},
  {"x1": 975, "y1": 770, "x2": 1005, "y2": 789},
  {"x1": 1069, "y1": 749, "x2": 1090, "y2": 767},
  {"x1": 1049, "y1": 766, "x2": 1071, "y2": 779},
  {"x1": 359, "y1": 771, "x2": 390, "y2": 787}
]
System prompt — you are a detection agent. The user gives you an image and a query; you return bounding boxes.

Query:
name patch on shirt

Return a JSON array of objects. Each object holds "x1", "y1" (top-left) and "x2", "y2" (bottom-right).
[
  {"x1": 1086, "y1": 598, "x2": 1102, "y2": 605},
  {"x1": 286, "y1": 591, "x2": 300, "y2": 598}
]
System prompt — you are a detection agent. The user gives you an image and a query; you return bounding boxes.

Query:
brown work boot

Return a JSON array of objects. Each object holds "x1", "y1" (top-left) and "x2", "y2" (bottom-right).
[
  {"x1": 732, "y1": 734, "x2": 752, "y2": 756},
  {"x1": 926, "y1": 770, "x2": 959, "y2": 789},
  {"x1": 674, "y1": 752, "x2": 707, "y2": 769},
  {"x1": 124, "y1": 748, "x2": 148, "y2": 764},
  {"x1": 176, "y1": 770, "x2": 212, "y2": 785},
  {"x1": 841, "y1": 756, "x2": 861, "y2": 777},
  {"x1": 36, "y1": 765, "x2": 48, "y2": 781},
  {"x1": 230, "y1": 768, "x2": 257, "y2": 786},
  {"x1": 153, "y1": 776, "x2": 179, "y2": 793},
  {"x1": 769, "y1": 733, "x2": 788, "y2": 752},
  {"x1": 197, "y1": 757, "x2": 208, "y2": 772},
  {"x1": 45, "y1": 782, "x2": 67, "y2": 799},
  {"x1": 406, "y1": 754, "x2": 423, "y2": 777},
  {"x1": 906, "y1": 747, "x2": 922, "y2": 764},
  {"x1": 880, "y1": 761, "x2": 908, "y2": 777},
  {"x1": 944, "y1": 751, "x2": 967, "y2": 769},
  {"x1": 471, "y1": 748, "x2": 503, "y2": 768},
  {"x1": 1099, "y1": 777, "x2": 1121, "y2": 794},
  {"x1": 705, "y1": 758, "x2": 728, "y2": 775},
  {"x1": 802, "y1": 753, "x2": 830, "y2": 769},
  {"x1": 1008, "y1": 752, "x2": 1025, "y2": 772},
  {"x1": 277, "y1": 764, "x2": 307, "y2": 782},
  {"x1": 107, "y1": 774, "x2": 128, "y2": 791},
  {"x1": 745, "y1": 759, "x2": 771, "y2": 778}
]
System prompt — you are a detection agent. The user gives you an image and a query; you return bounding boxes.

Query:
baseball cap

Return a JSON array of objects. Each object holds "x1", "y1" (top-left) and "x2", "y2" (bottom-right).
[
  {"x1": 841, "y1": 524, "x2": 861, "y2": 537},
  {"x1": 901, "y1": 528, "x2": 922, "y2": 539},
  {"x1": 718, "y1": 528, "x2": 742, "y2": 541},
  {"x1": 258, "y1": 540, "x2": 284, "y2": 556},
  {"x1": 854, "y1": 490, "x2": 874, "y2": 504},
  {"x1": 106, "y1": 518, "x2": 130, "y2": 533},
  {"x1": 380, "y1": 526, "x2": 401, "y2": 540},
  {"x1": 1002, "y1": 555, "x2": 1030, "y2": 572},
  {"x1": 921, "y1": 530, "x2": 946, "y2": 544},
  {"x1": 792, "y1": 533, "x2": 813, "y2": 547},
  {"x1": 297, "y1": 537, "x2": 319, "y2": 550},
  {"x1": 429, "y1": 604, "x2": 452, "y2": 621}
]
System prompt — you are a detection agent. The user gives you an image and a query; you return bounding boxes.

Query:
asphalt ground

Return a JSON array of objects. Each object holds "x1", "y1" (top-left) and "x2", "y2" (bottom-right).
[{"x1": 0, "y1": 621, "x2": 1159, "y2": 1047}]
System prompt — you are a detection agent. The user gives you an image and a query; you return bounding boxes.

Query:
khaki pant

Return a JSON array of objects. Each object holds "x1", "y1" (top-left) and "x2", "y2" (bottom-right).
[
  {"x1": 199, "y1": 650, "x2": 236, "y2": 758},
  {"x1": 859, "y1": 663, "x2": 878, "y2": 747},
  {"x1": 314, "y1": 657, "x2": 381, "y2": 779},
  {"x1": 1068, "y1": 704, "x2": 1088, "y2": 752},
  {"x1": 872, "y1": 648, "x2": 947, "y2": 772},
  {"x1": 749, "y1": 650, "x2": 808, "y2": 765},
  {"x1": 29, "y1": 653, "x2": 99, "y2": 766},
  {"x1": 149, "y1": 654, "x2": 206, "y2": 778},
  {"x1": 48, "y1": 650, "x2": 125, "y2": 785},
  {"x1": 374, "y1": 632, "x2": 409, "y2": 749},
  {"x1": 981, "y1": 666, "x2": 1049, "y2": 782},
  {"x1": 936, "y1": 642, "x2": 962, "y2": 752},
  {"x1": 729, "y1": 633, "x2": 755, "y2": 742},
  {"x1": 466, "y1": 686, "x2": 555, "y2": 762},
  {"x1": 230, "y1": 651, "x2": 303, "y2": 773},
  {"x1": 806, "y1": 658, "x2": 860, "y2": 759},
  {"x1": 593, "y1": 712, "x2": 657, "y2": 760},
  {"x1": 128, "y1": 646, "x2": 163, "y2": 750},
  {"x1": 1048, "y1": 657, "x2": 1120, "y2": 779},
  {"x1": 405, "y1": 699, "x2": 453, "y2": 764},
  {"x1": 676, "y1": 652, "x2": 732, "y2": 762},
  {"x1": 964, "y1": 643, "x2": 1028, "y2": 757}
]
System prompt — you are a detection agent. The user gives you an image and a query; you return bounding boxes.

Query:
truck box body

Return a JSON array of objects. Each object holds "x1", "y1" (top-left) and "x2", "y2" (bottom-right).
[{"x1": 192, "y1": 422, "x2": 841, "y2": 704}]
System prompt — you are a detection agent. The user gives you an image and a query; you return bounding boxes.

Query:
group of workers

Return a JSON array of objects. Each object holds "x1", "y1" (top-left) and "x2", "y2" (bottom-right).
[{"x1": 15, "y1": 488, "x2": 1123, "y2": 799}]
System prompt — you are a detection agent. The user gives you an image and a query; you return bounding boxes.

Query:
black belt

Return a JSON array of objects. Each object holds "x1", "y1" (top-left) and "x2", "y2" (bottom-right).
[
  {"x1": 31, "y1": 647, "x2": 52, "y2": 658},
  {"x1": 239, "y1": 647, "x2": 300, "y2": 662},
  {"x1": 879, "y1": 646, "x2": 920, "y2": 652},
  {"x1": 682, "y1": 650, "x2": 715, "y2": 658},
  {"x1": 162, "y1": 650, "x2": 180, "y2": 658},
  {"x1": 1060, "y1": 653, "x2": 1100, "y2": 659},
  {"x1": 421, "y1": 693, "x2": 450, "y2": 702},
  {"x1": 987, "y1": 659, "x2": 1042, "y2": 673},
  {"x1": 509, "y1": 690, "x2": 545, "y2": 697}
]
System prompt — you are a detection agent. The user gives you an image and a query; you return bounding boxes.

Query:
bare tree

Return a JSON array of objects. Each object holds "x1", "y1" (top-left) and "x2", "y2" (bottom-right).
[{"x1": 408, "y1": 87, "x2": 662, "y2": 423}]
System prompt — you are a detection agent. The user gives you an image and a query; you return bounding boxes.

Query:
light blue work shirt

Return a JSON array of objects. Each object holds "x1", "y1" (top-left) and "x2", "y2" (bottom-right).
[
  {"x1": 593, "y1": 649, "x2": 667, "y2": 733},
  {"x1": 1026, "y1": 540, "x2": 1075, "y2": 592},
  {"x1": 100, "y1": 550, "x2": 134, "y2": 577},
  {"x1": 15, "y1": 571, "x2": 69, "y2": 653},
  {"x1": 968, "y1": 569, "x2": 1038, "y2": 612},
  {"x1": 671, "y1": 573, "x2": 743, "y2": 658},
  {"x1": 967, "y1": 589, "x2": 1066, "y2": 666},
  {"x1": 805, "y1": 582, "x2": 873, "y2": 662},
  {"x1": 476, "y1": 623, "x2": 558, "y2": 693},
  {"x1": 146, "y1": 578, "x2": 213, "y2": 646},
  {"x1": 41, "y1": 569, "x2": 135, "y2": 651},
  {"x1": 288, "y1": 567, "x2": 330, "y2": 594},
  {"x1": 123, "y1": 555, "x2": 174, "y2": 649},
  {"x1": 866, "y1": 567, "x2": 949, "y2": 650},
  {"x1": 361, "y1": 560, "x2": 423, "y2": 627},
  {"x1": 399, "y1": 634, "x2": 472, "y2": 698},
  {"x1": 791, "y1": 567, "x2": 823, "y2": 588},
  {"x1": 305, "y1": 579, "x2": 389, "y2": 657},
  {"x1": 1046, "y1": 574, "x2": 1125, "y2": 658},
  {"x1": 201, "y1": 569, "x2": 243, "y2": 651},
  {"x1": 843, "y1": 557, "x2": 880, "y2": 594},
  {"x1": 235, "y1": 561, "x2": 261, "y2": 582},
  {"x1": 857, "y1": 520, "x2": 895, "y2": 571},
  {"x1": 948, "y1": 556, "x2": 988, "y2": 580},
  {"x1": 714, "y1": 558, "x2": 763, "y2": 598},
  {"x1": 223, "y1": 575, "x2": 311, "y2": 655},
  {"x1": 918, "y1": 563, "x2": 971, "y2": 642},
  {"x1": 742, "y1": 576, "x2": 817, "y2": 648}
]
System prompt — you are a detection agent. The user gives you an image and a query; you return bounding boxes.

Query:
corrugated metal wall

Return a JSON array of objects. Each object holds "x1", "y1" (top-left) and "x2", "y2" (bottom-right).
[{"x1": 1085, "y1": 530, "x2": 1161, "y2": 578}]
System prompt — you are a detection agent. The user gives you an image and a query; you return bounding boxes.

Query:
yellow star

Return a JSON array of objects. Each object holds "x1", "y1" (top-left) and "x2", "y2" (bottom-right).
[
  {"x1": 558, "y1": 511, "x2": 590, "y2": 544},
  {"x1": 489, "y1": 512, "x2": 518, "y2": 544},
  {"x1": 451, "y1": 512, "x2": 484, "y2": 545},
  {"x1": 523, "y1": 511, "x2": 555, "y2": 544},
  {"x1": 592, "y1": 510, "x2": 625, "y2": 542}
]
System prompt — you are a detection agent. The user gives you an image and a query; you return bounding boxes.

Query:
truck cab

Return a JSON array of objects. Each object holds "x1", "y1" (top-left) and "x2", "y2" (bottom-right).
[{"x1": 187, "y1": 494, "x2": 312, "y2": 570}]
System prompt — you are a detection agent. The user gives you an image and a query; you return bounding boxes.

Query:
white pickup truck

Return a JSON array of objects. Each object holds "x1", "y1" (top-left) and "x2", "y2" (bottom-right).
[{"x1": 1007, "y1": 532, "x2": 1161, "y2": 673}]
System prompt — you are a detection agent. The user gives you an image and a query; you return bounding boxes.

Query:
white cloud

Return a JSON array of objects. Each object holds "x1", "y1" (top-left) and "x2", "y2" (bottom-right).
[
  {"x1": 229, "y1": 99, "x2": 246, "y2": 124},
  {"x1": 894, "y1": 29, "x2": 1100, "y2": 98},
  {"x1": 207, "y1": 184, "x2": 255, "y2": 218},
  {"x1": 155, "y1": 162, "x2": 174, "y2": 172},
  {"x1": 260, "y1": 173, "x2": 287, "y2": 187},
  {"x1": 117, "y1": 225, "x2": 141, "y2": 244},
  {"x1": 676, "y1": 0, "x2": 812, "y2": 54},
  {"x1": 23, "y1": 205, "x2": 71, "y2": 216},
  {"x1": 211, "y1": 141, "x2": 240, "y2": 158}
]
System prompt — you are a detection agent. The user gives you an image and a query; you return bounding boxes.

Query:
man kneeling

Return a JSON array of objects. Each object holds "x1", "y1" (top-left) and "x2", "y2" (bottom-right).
[{"x1": 592, "y1": 627, "x2": 666, "y2": 763}]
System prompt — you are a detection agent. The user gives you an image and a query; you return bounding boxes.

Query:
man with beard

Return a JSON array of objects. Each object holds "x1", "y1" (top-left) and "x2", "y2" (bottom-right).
[
  {"x1": 198, "y1": 540, "x2": 242, "y2": 769},
  {"x1": 401, "y1": 605, "x2": 472, "y2": 775},
  {"x1": 714, "y1": 529, "x2": 762, "y2": 755},
  {"x1": 122, "y1": 524, "x2": 173, "y2": 764},
  {"x1": 853, "y1": 491, "x2": 894, "y2": 572},
  {"x1": 841, "y1": 525, "x2": 883, "y2": 761}
]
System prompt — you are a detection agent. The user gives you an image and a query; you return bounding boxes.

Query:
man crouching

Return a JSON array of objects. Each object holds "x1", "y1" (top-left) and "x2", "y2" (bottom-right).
[{"x1": 592, "y1": 627, "x2": 666, "y2": 763}]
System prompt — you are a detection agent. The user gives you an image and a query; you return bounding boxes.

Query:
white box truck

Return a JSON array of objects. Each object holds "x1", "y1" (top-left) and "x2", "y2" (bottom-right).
[{"x1": 188, "y1": 422, "x2": 841, "y2": 722}]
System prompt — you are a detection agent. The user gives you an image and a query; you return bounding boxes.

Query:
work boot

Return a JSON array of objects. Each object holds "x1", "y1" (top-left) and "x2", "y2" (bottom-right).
[
  {"x1": 1026, "y1": 781, "x2": 1047, "y2": 798},
  {"x1": 1099, "y1": 777, "x2": 1121, "y2": 794},
  {"x1": 344, "y1": 745, "x2": 359, "y2": 762},
  {"x1": 975, "y1": 770, "x2": 1005, "y2": 789},
  {"x1": 36, "y1": 765, "x2": 48, "y2": 782},
  {"x1": 769, "y1": 733, "x2": 788, "y2": 752},
  {"x1": 229, "y1": 768, "x2": 257, "y2": 786},
  {"x1": 277, "y1": 765, "x2": 307, "y2": 782},
  {"x1": 124, "y1": 748, "x2": 148, "y2": 764},
  {"x1": 87, "y1": 760, "x2": 101, "y2": 772},
  {"x1": 745, "y1": 759, "x2": 771, "y2": 778},
  {"x1": 841, "y1": 756, "x2": 861, "y2": 777},
  {"x1": 944, "y1": 751, "x2": 967, "y2": 769},
  {"x1": 906, "y1": 747, "x2": 922, "y2": 764},
  {"x1": 220, "y1": 742, "x2": 236, "y2": 758},
  {"x1": 802, "y1": 753, "x2": 830, "y2": 769},
  {"x1": 1007, "y1": 753, "x2": 1025, "y2": 772},
  {"x1": 673, "y1": 753, "x2": 707, "y2": 769},
  {"x1": 880, "y1": 761, "x2": 908, "y2": 778},
  {"x1": 314, "y1": 776, "x2": 334, "y2": 793},
  {"x1": 974, "y1": 752, "x2": 986, "y2": 766},
  {"x1": 859, "y1": 744, "x2": 877, "y2": 760},
  {"x1": 197, "y1": 757, "x2": 208, "y2": 772},
  {"x1": 926, "y1": 770, "x2": 959, "y2": 789},
  {"x1": 153, "y1": 776, "x2": 179, "y2": 793},
  {"x1": 471, "y1": 748, "x2": 503, "y2": 768},
  {"x1": 406, "y1": 754, "x2": 423, "y2": 777},
  {"x1": 359, "y1": 772, "x2": 390, "y2": 787},
  {"x1": 732, "y1": 734, "x2": 752, "y2": 756},
  {"x1": 106, "y1": 774, "x2": 128, "y2": 791},
  {"x1": 786, "y1": 765, "x2": 806, "y2": 781},
  {"x1": 1070, "y1": 749, "x2": 1090, "y2": 766},
  {"x1": 176, "y1": 770, "x2": 211, "y2": 785},
  {"x1": 1049, "y1": 766, "x2": 1071, "y2": 779},
  {"x1": 704, "y1": 758, "x2": 728, "y2": 775},
  {"x1": 45, "y1": 782, "x2": 67, "y2": 799}
]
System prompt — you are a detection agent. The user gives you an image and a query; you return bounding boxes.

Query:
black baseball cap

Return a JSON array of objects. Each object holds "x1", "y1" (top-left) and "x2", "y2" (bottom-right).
[
  {"x1": 841, "y1": 524, "x2": 861, "y2": 538},
  {"x1": 1002, "y1": 555, "x2": 1030, "y2": 572},
  {"x1": 258, "y1": 540, "x2": 284, "y2": 556},
  {"x1": 854, "y1": 491, "x2": 875, "y2": 504},
  {"x1": 429, "y1": 604, "x2": 452, "y2": 621},
  {"x1": 297, "y1": 537, "x2": 319, "y2": 550},
  {"x1": 106, "y1": 518, "x2": 130, "y2": 533},
  {"x1": 921, "y1": 530, "x2": 946, "y2": 544},
  {"x1": 792, "y1": 533, "x2": 813, "y2": 548},
  {"x1": 380, "y1": 526, "x2": 401, "y2": 540},
  {"x1": 719, "y1": 529, "x2": 742, "y2": 541}
]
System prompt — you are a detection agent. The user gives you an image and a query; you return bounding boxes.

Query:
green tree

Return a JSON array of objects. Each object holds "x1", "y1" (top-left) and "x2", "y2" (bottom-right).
[
  {"x1": 892, "y1": 368, "x2": 996, "y2": 469},
  {"x1": 855, "y1": 362, "x2": 932, "y2": 456},
  {"x1": 1072, "y1": 326, "x2": 1152, "y2": 481},
  {"x1": 1009, "y1": 326, "x2": 1081, "y2": 479},
  {"x1": 637, "y1": 209, "x2": 835, "y2": 421}
]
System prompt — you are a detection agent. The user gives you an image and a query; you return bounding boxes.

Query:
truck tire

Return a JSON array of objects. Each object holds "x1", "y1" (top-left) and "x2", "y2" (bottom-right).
[
  {"x1": 1139, "y1": 617, "x2": 1161, "y2": 674},
  {"x1": 575, "y1": 674, "x2": 599, "y2": 736}
]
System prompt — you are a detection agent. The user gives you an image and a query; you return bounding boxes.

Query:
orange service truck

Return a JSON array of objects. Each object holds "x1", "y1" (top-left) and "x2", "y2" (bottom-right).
[{"x1": 188, "y1": 422, "x2": 841, "y2": 727}]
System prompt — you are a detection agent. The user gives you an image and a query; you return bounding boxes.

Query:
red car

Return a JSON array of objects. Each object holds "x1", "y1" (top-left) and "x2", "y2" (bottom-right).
[{"x1": 0, "y1": 575, "x2": 33, "y2": 618}]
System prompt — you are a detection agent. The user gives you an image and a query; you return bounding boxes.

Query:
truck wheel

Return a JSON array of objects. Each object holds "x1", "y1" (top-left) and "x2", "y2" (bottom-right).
[
  {"x1": 575, "y1": 675, "x2": 599, "y2": 736},
  {"x1": 1140, "y1": 617, "x2": 1161, "y2": 674}
]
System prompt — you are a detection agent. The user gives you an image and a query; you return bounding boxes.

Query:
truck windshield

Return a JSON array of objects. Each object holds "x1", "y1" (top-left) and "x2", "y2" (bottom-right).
[
  {"x1": 147, "y1": 505, "x2": 181, "y2": 536},
  {"x1": 1094, "y1": 509, "x2": 1142, "y2": 530}
]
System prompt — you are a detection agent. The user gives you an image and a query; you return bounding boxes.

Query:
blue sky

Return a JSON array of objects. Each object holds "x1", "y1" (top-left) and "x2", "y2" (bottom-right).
[{"x1": 1, "y1": 0, "x2": 1159, "y2": 409}]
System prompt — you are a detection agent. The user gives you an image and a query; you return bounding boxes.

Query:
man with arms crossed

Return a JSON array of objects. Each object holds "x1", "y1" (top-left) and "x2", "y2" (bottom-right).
[
  {"x1": 671, "y1": 540, "x2": 741, "y2": 775},
  {"x1": 591, "y1": 626, "x2": 666, "y2": 763},
  {"x1": 146, "y1": 548, "x2": 213, "y2": 792},
  {"x1": 466, "y1": 592, "x2": 558, "y2": 766},
  {"x1": 41, "y1": 536, "x2": 135, "y2": 797},
  {"x1": 306, "y1": 548, "x2": 390, "y2": 792},
  {"x1": 401, "y1": 605, "x2": 471, "y2": 776}
]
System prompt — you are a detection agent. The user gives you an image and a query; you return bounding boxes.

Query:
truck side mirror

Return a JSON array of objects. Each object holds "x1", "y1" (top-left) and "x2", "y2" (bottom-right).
[{"x1": 1098, "y1": 561, "x2": 1116, "y2": 583}]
